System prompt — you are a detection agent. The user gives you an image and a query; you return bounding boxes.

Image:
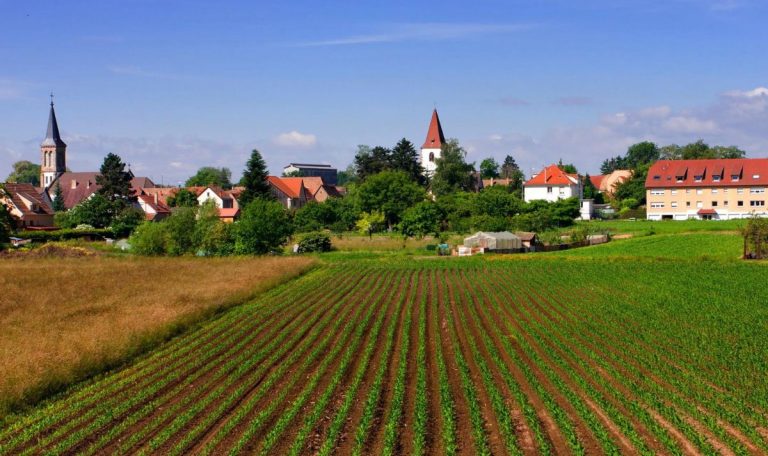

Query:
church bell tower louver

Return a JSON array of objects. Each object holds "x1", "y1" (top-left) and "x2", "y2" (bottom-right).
[{"x1": 40, "y1": 95, "x2": 67, "y2": 189}]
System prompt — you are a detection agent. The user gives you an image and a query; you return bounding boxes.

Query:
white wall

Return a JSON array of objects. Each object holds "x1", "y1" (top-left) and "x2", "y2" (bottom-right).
[
  {"x1": 524, "y1": 184, "x2": 579, "y2": 203},
  {"x1": 197, "y1": 188, "x2": 223, "y2": 208},
  {"x1": 420, "y1": 147, "x2": 440, "y2": 176}
]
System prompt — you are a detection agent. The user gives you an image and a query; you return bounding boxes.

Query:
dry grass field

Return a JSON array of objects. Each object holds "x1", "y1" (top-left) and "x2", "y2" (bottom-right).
[{"x1": 0, "y1": 254, "x2": 314, "y2": 417}]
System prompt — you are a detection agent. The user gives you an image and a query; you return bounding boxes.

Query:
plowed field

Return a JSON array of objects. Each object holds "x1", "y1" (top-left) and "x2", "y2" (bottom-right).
[{"x1": 2, "y1": 257, "x2": 767, "y2": 455}]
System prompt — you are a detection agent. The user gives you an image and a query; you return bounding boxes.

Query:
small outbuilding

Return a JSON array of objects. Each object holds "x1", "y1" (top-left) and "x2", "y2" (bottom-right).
[
  {"x1": 463, "y1": 231, "x2": 522, "y2": 251},
  {"x1": 514, "y1": 232, "x2": 540, "y2": 251}
]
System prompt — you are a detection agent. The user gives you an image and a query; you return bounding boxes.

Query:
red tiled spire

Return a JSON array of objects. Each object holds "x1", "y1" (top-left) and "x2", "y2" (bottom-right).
[{"x1": 421, "y1": 109, "x2": 445, "y2": 149}]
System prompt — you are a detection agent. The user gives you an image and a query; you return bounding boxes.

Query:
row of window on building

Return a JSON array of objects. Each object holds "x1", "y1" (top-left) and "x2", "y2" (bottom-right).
[
  {"x1": 649, "y1": 188, "x2": 765, "y2": 196},
  {"x1": 649, "y1": 200, "x2": 766, "y2": 208}
]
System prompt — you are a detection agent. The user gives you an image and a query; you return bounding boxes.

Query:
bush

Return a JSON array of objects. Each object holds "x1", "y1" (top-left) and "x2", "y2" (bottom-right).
[
  {"x1": 234, "y1": 198, "x2": 293, "y2": 255},
  {"x1": 129, "y1": 222, "x2": 168, "y2": 255},
  {"x1": 19, "y1": 228, "x2": 113, "y2": 242},
  {"x1": 297, "y1": 232, "x2": 332, "y2": 253},
  {"x1": 110, "y1": 207, "x2": 145, "y2": 237},
  {"x1": 164, "y1": 207, "x2": 197, "y2": 255}
]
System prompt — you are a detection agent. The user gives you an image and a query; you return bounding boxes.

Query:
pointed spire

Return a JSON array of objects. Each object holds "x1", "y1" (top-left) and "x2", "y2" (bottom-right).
[
  {"x1": 421, "y1": 109, "x2": 445, "y2": 149},
  {"x1": 42, "y1": 96, "x2": 66, "y2": 148}
]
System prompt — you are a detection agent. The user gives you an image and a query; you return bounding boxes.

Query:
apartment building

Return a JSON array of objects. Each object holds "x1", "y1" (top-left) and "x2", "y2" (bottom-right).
[{"x1": 645, "y1": 158, "x2": 768, "y2": 220}]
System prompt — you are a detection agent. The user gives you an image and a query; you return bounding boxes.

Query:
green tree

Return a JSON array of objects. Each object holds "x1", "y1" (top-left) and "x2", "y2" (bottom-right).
[
  {"x1": 557, "y1": 159, "x2": 578, "y2": 174},
  {"x1": 473, "y1": 185, "x2": 523, "y2": 218},
  {"x1": 355, "y1": 211, "x2": 385, "y2": 237},
  {"x1": 6, "y1": 161, "x2": 41, "y2": 186},
  {"x1": 431, "y1": 139, "x2": 475, "y2": 196},
  {"x1": 500, "y1": 155, "x2": 520, "y2": 179},
  {"x1": 52, "y1": 183, "x2": 66, "y2": 212},
  {"x1": 0, "y1": 186, "x2": 14, "y2": 242},
  {"x1": 398, "y1": 201, "x2": 443, "y2": 239},
  {"x1": 96, "y1": 153, "x2": 135, "y2": 207},
  {"x1": 167, "y1": 188, "x2": 198, "y2": 207},
  {"x1": 194, "y1": 200, "x2": 233, "y2": 255},
  {"x1": 234, "y1": 198, "x2": 293, "y2": 254},
  {"x1": 355, "y1": 170, "x2": 426, "y2": 228},
  {"x1": 129, "y1": 222, "x2": 169, "y2": 255},
  {"x1": 624, "y1": 141, "x2": 660, "y2": 169},
  {"x1": 238, "y1": 149, "x2": 272, "y2": 206},
  {"x1": 354, "y1": 145, "x2": 392, "y2": 181},
  {"x1": 185, "y1": 166, "x2": 232, "y2": 189},
  {"x1": 337, "y1": 164, "x2": 357, "y2": 186},
  {"x1": 479, "y1": 157, "x2": 500, "y2": 179},
  {"x1": 614, "y1": 163, "x2": 650, "y2": 205},
  {"x1": 65, "y1": 194, "x2": 117, "y2": 228},
  {"x1": 390, "y1": 138, "x2": 425, "y2": 185},
  {"x1": 659, "y1": 144, "x2": 682, "y2": 160},
  {"x1": 110, "y1": 207, "x2": 145, "y2": 237},
  {"x1": 436, "y1": 191, "x2": 475, "y2": 233},
  {"x1": 164, "y1": 206, "x2": 197, "y2": 255},
  {"x1": 582, "y1": 174, "x2": 604, "y2": 204},
  {"x1": 600, "y1": 155, "x2": 626, "y2": 174},
  {"x1": 711, "y1": 145, "x2": 746, "y2": 159}
]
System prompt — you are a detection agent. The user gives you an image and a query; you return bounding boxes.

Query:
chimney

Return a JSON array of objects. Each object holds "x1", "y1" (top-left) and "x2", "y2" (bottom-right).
[
  {"x1": 71, "y1": 179, "x2": 77, "y2": 189},
  {"x1": 154, "y1": 193, "x2": 158, "y2": 205}
]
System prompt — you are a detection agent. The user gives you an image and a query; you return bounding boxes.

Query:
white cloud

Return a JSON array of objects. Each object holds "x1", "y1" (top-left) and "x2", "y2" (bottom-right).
[
  {"x1": 663, "y1": 116, "x2": 718, "y2": 134},
  {"x1": 295, "y1": 23, "x2": 534, "y2": 47},
  {"x1": 273, "y1": 130, "x2": 317, "y2": 148}
]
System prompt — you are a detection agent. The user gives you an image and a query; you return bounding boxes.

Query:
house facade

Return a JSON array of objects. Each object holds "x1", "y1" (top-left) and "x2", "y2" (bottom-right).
[
  {"x1": 1, "y1": 183, "x2": 55, "y2": 228},
  {"x1": 645, "y1": 158, "x2": 768, "y2": 220},
  {"x1": 267, "y1": 176, "x2": 309, "y2": 209},
  {"x1": 524, "y1": 165, "x2": 582, "y2": 203}
]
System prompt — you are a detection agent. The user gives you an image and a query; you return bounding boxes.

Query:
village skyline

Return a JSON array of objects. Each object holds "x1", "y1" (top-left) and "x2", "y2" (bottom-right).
[{"x1": 2, "y1": 1, "x2": 768, "y2": 184}]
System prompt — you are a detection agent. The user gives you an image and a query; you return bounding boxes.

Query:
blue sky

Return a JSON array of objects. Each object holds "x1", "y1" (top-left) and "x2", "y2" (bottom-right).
[{"x1": 2, "y1": 0, "x2": 768, "y2": 183}]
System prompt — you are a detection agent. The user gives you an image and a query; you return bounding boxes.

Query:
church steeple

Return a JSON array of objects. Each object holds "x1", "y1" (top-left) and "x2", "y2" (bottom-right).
[
  {"x1": 40, "y1": 95, "x2": 67, "y2": 189},
  {"x1": 42, "y1": 98, "x2": 67, "y2": 148},
  {"x1": 420, "y1": 109, "x2": 446, "y2": 177},
  {"x1": 421, "y1": 109, "x2": 445, "y2": 149}
]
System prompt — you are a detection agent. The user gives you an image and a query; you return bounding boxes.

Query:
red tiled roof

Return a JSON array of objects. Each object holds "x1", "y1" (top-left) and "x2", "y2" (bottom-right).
[
  {"x1": 646, "y1": 159, "x2": 768, "y2": 188},
  {"x1": 276, "y1": 177, "x2": 306, "y2": 199},
  {"x1": 267, "y1": 176, "x2": 299, "y2": 198},
  {"x1": 300, "y1": 176, "x2": 325, "y2": 195},
  {"x1": 3, "y1": 183, "x2": 54, "y2": 216},
  {"x1": 218, "y1": 208, "x2": 240, "y2": 218},
  {"x1": 524, "y1": 165, "x2": 579, "y2": 186},
  {"x1": 589, "y1": 175, "x2": 605, "y2": 188},
  {"x1": 697, "y1": 208, "x2": 717, "y2": 215},
  {"x1": 421, "y1": 109, "x2": 446, "y2": 149},
  {"x1": 50, "y1": 172, "x2": 154, "y2": 209}
]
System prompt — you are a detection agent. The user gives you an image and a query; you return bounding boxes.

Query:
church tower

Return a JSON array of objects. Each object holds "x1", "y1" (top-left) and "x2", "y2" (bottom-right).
[
  {"x1": 40, "y1": 97, "x2": 67, "y2": 189},
  {"x1": 420, "y1": 109, "x2": 445, "y2": 177}
]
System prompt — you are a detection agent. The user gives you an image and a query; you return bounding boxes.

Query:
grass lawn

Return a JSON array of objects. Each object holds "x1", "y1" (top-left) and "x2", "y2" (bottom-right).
[
  {"x1": 577, "y1": 218, "x2": 746, "y2": 236},
  {"x1": 0, "y1": 254, "x2": 314, "y2": 417}
]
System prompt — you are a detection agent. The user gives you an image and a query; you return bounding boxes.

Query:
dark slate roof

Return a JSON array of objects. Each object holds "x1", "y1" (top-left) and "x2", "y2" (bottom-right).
[{"x1": 41, "y1": 103, "x2": 67, "y2": 148}]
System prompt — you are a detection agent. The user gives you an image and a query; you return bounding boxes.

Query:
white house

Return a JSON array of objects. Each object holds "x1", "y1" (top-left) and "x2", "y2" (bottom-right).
[{"x1": 524, "y1": 164, "x2": 582, "y2": 203}]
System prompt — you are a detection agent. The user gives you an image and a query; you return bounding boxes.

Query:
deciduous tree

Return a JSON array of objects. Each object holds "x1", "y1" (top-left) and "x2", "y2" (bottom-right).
[
  {"x1": 431, "y1": 139, "x2": 475, "y2": 196},
  {"x1": 6, "y1": 161, "x2": 40, "y2": 187},
  {"x1": 185, "y1": 166, "x2": 232, "y2": 189},
  {"x1": 479, "y1": 157, "x2": 500, "y2": 179}
]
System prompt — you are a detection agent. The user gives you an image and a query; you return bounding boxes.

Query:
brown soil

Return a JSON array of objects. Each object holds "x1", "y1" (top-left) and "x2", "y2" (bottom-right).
[
  {"x1": 444, "y1": 270, "x2": 504, "y2": 455},
  {"x1": 649, "y1": 409, "x2": 702, "y2": 456},
  {"x1": 357, "y1": 271, "x2": 417, "y2": 455}
]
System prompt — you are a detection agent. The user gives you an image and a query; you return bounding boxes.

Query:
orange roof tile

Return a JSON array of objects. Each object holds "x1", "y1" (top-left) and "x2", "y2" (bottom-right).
[{"x1": 525, "y1": 165, "x2": 579, "y2": 186}]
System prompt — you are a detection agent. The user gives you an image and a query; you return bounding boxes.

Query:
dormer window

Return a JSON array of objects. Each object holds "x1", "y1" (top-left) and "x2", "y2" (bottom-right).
[
  {"x1": 712, "y1": 175, "x2": 721, "y2": 182},
  {"x1": 731, "y1": 175, "x2": 740, "y2": 181},
  {"x1": 753, "y1": 174, "x2": 761, "y2": 179},
  {"x1": 694, "y1": 175, "x2": 703, "y2": 182},
  {"x1": 653, "y1": 175, "x2": 661, "y2": 180}
]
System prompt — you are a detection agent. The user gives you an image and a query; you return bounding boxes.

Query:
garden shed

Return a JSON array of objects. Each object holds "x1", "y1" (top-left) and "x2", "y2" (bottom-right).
[{"x1": 463, "y1": 231, "x2": 522, "y2": 251}]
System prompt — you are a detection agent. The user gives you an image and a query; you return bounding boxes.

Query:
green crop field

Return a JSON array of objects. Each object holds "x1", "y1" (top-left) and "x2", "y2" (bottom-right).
[{"x1": 1, "y1": 241, "x2": 767, "y2": 455}]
